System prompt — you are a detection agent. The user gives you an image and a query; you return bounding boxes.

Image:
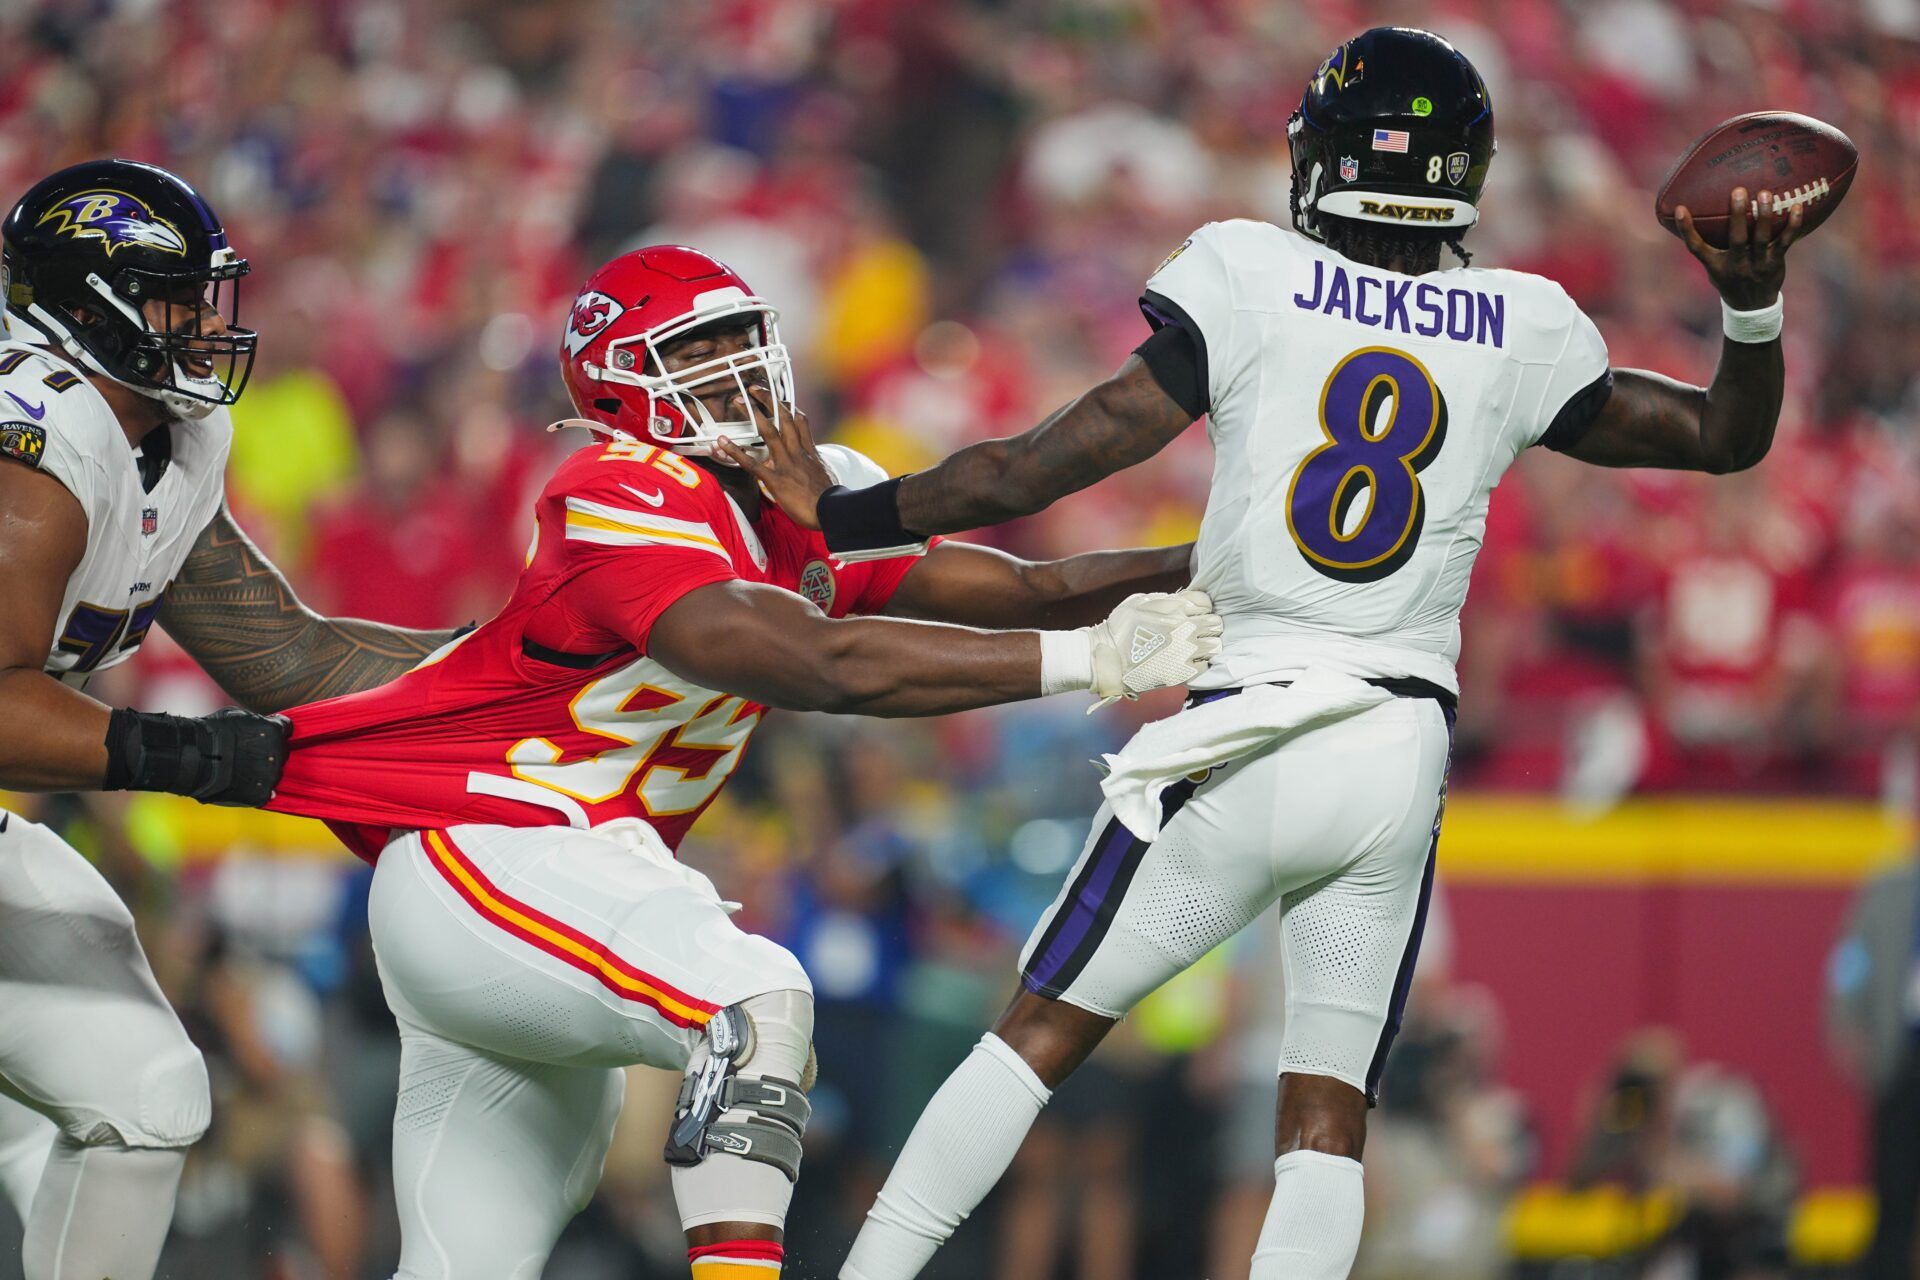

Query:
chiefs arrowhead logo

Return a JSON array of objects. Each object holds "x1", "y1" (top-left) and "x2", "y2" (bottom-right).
[{"x1": 563, "y1": 290, "x2": 625, "y2": 356}]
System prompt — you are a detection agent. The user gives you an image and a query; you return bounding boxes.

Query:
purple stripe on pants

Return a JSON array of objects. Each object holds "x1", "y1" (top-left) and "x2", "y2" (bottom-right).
[{"x1": 1023, "y1": 818, "x2": 1138, "y2": 991}]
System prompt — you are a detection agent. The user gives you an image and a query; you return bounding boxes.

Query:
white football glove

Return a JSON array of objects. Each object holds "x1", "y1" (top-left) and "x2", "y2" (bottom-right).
[{"x1": 1086, "y1": 589, "x2": 1223, "y2": 707}]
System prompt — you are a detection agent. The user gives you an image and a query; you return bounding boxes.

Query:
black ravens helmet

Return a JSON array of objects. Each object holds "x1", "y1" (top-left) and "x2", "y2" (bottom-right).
[
  {"x1": 1288, "y1": 28, "x2": 1495, "y2": 252},
  {"x1": 3, "y1": 158, "x2": 256, "y2": 418}
]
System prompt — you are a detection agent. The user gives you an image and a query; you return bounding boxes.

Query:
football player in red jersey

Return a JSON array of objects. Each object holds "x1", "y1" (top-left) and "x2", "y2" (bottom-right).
[{"x1": 262, "y1": 246, "x2": 1219, "y2": 1280}]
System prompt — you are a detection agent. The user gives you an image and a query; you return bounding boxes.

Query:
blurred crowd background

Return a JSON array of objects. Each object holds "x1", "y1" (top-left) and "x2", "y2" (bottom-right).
[{"x1": 2, "y1": 0, "x2": 1919, "y2": 1276}]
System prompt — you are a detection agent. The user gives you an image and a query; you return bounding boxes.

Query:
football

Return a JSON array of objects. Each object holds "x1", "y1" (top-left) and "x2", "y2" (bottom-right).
[{"x1": 1655, "y1": 111, "x2": 1858, "y2": 248}]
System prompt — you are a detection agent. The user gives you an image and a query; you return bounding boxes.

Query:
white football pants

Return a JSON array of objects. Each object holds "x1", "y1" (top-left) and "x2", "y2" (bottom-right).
[
  {"x1": 1020, "y1": 695, "x2": 1452, "y2": 1099},
  {"x1": 366, "y1": 819, "x2": 810, "y2": 1280},
  {"x1": 0, "y1": 810, "x2": 210, "y2": 1280}
]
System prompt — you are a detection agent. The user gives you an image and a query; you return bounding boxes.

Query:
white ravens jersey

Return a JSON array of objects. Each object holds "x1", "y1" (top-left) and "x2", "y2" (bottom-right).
[
  {"x1": 1146, "y1": 219, "x2": 1610, "y2": 694},
  {"x1": 0, "y1": 340, "x2": 231, "y2": 687}
]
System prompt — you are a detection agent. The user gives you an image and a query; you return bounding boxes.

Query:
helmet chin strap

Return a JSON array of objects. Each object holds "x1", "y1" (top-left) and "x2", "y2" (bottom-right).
[
  {"x1": 546, "y1": 417, "x2": 637, "y2": 442},
  {"x1": 159, "y1": 362, "x2": 223, "y2": 420},
  {"x1": 81, "y1": 272, "x2": 220, "y2": 420},
  {"x1": 544, "y1": 416, "x2": 767, "y2": 468},
  {"x1": 651, "y1": 411, "x2": 765, "y2": 462},
  {"x1": 21, "y1": 302, "x2": 111, "y2": 382},
  {"x1": 684, "y1": 438, "x2": 769, "y2": 468},
  {"x1": 1300, "y1": 160, "x2": 1327, "y2": 241},
  {"x1": 25, "y1": 285, "x2": 227, "y2": 421}
]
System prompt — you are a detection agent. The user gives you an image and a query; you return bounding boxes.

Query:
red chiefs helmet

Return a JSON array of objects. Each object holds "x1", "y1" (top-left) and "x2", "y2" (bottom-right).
[{"x1": 555, "y1": 245, "x2": 795, "y2": 458}]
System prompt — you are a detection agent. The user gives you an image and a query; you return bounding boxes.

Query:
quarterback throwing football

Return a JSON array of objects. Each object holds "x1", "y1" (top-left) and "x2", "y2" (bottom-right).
[{"x1": 729, "y1": 27, "x2": 1806, "y2": 1280}]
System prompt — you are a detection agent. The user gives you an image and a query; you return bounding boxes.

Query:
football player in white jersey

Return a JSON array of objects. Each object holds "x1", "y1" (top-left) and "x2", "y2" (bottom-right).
[
  {"x1": 728, "y1": 27, "x2": 1807, "y2": 1280},
  {"x1": 0, "y1": 159, "x2": 459, "y2": 1280}
]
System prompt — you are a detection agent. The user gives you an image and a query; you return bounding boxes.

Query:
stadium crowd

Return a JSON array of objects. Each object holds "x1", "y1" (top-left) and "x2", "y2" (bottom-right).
[{"x1": 0, "y1": 0, "x2": 1915, "y2": 1275}]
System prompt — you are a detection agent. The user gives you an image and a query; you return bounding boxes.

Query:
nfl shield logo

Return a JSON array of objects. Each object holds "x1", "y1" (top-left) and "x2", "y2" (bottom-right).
[
  {"x1": 1339, "y1": 155, "x2": 1359, "y2": 183},
  {"x1": 141, "y1": 507, "x2": 157, "y2": 536},
  {"x1": 1446, "y1": 151, "x2": 1470, "y2": 185}
]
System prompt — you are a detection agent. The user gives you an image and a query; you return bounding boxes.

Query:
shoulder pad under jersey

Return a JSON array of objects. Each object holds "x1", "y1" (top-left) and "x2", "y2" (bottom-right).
[
  {"x1": 548, "y1": 436, "x2": 739, "y2": 568},
  {"x1": 1451, "y1": 265, "x2": 1603, "y2": 361},
  {"x1": 0, "y1": 341, "x2": 117, "y2": 512},
  {"x1": 815, "y1": 442, "x2": 893, "y2": 489}
]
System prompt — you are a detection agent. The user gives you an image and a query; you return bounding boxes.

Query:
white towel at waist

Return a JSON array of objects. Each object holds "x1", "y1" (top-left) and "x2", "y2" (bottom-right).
[{"x1": 1099, "y1": 669, "x2": 1396, "y2": 840}]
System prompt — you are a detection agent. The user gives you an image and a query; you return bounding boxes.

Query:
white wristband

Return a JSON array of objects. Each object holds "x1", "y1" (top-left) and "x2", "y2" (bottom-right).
[
  {"x1": 1038, "y1": 629, "x2": 1094, "y2": 696},
  {"x1": 1722, "y1": 293, "x2": 1783, "y2": 344}
]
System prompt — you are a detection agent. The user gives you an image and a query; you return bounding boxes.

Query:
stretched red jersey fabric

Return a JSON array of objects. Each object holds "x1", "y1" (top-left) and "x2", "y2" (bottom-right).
[{"x1": 267, "y1": 439, "x2": 926, "y2": 861}]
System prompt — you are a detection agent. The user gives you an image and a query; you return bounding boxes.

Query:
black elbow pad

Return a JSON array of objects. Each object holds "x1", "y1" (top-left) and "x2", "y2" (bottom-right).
[
  {"x1": 1538, "y1": 370, "x2": 1615, "y2": 453},
  {"x1": 1133, "y1": 304, "x2": 1208, "y2": 421},
  {"x1": 816, "y1": 476, "x2": 923, "y2": 559}
]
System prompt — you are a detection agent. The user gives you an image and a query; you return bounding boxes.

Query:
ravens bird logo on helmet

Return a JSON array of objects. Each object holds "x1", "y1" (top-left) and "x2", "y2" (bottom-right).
[{"x1": 4, "y1": 159, "x2": 257, "y2": 418}]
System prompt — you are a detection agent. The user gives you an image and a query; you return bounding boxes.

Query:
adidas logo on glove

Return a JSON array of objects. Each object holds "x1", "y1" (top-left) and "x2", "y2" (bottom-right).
[
  {"x1": 1080, "y1": 590, "x2": 1224, "y2": 709},
  {"x1": 1130, "y1": 626, "x2": 1170, "y2": 664}
]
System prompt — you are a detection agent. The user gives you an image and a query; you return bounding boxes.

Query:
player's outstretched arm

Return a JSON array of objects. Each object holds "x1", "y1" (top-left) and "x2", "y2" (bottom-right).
[
  {"x1": 717, "y1": 358, "x2": 1196, "y2": 547},
  {"x1": 0, "y1": 464, "x2": 285, "y2": 803},
  {"x1": 883, "y1": 540, "x2": 1194, "y2": 631},
  {"x1": 159, "y1": 505, "x2": 461, "y2": 714},
  {"x1": 648, "y1": 579, "x2": 1219, "y2": 717},
  {"x1": 1562, "y1": 187, "x2": 1799, "y2": 473}
]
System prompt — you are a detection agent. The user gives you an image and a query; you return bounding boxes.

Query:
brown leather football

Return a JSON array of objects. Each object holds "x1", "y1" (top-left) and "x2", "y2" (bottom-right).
[{"x1": 1655, "y1": 111, "x2": 1858, "y2": 249}]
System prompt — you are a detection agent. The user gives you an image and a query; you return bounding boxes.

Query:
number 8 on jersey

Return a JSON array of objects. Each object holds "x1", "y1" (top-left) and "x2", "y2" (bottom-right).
[{"x1": 1285, "y1": 346, "x2": 1449, "y2": 583}]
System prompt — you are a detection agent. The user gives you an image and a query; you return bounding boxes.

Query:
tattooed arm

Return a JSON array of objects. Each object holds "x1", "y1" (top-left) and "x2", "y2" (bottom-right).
[
  {"x1": 722, "y1": 354, "x2": 1197, "y2": 538},
  {"x1": 159, "y1": 506, "x2": 458, "y2": 713},
  {"x1": 889, "y1": 356, "x2": 1196, "y2": 533}
]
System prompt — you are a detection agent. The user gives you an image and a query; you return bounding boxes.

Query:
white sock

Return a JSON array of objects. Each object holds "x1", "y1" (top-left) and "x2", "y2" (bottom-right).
[
  {"x1": 1249, "y1": 1149, "x2": 1365, "y2": 1280},
  {"x1": 23, "y1": 1138, "x2": 186, "y2": 1280},
  {"x1": 841, "y1": 1034, "x2": 1050, "y2": 1280}
]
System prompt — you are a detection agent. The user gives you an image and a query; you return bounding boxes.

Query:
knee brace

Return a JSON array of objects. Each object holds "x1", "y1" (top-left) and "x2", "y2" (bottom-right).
[{"x1": 665, "y1": 988, "x2": 814, "y2": 1183}]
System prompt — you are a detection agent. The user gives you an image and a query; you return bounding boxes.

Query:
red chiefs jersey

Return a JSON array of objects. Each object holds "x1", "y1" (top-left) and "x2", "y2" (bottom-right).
[{"x1": 267, "y1": 438, "x2": 927, "y2": 861}]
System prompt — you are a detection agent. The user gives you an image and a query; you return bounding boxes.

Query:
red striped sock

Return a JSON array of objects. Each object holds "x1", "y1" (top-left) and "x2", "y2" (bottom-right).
[{"x1": 688, "y1": 1238, "x2": 784, "y2": 1276}]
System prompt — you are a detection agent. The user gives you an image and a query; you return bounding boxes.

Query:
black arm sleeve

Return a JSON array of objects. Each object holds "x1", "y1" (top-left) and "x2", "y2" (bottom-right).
[
  {"x1": 1133, "y1": 324, "x2": 1207, "y2": 422},
  {"x1": 1138, "y1": 289, "x2": 1211, "y2": 419},
  {"x1": 815, "y1": 476, "x2": 922, "y2": 558},
  {"x1": 1538, "y1": 369, "x2": 1615, "y2": 453}
]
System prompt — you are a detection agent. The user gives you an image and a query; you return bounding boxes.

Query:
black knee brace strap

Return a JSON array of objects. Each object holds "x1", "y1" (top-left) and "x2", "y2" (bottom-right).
[
  {"x1": 665, "y1": 1072, "x2": 811, "y2": 1182},
  {"x1": 666, "y1": 1074, "x2": 810, "y2": 1180}
]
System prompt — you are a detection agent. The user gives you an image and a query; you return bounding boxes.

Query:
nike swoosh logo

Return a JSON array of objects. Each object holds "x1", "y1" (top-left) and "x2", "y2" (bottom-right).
[
  {"x1": 5, "y1": 391, "x2": 45, "y2": 420},
  {"x1": 619, "y1": 483, "x2": 666, "y2": 508},
  {"x1": 0, "y1": 813, "x2": 10, "y2": 834}
]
